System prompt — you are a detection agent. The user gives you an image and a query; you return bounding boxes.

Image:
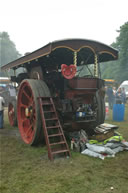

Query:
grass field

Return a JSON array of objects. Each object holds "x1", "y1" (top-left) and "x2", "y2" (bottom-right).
[{"x1": 0, "y1": 105, "x2": 128, "y2": 193}]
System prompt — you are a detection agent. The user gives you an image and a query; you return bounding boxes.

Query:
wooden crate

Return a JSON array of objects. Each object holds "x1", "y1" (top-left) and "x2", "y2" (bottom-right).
[{"x1": 89, "y1": 129, "x2": 114, "y2": 142}]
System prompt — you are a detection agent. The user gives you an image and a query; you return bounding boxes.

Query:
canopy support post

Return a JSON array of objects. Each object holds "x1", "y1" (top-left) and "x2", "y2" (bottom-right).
[
  {"x1": 74, "y1": 51, "x2": 77, "y2": 67},
  {"x1": 94, "y1": 54, "x2": 98, "y2": 77}
]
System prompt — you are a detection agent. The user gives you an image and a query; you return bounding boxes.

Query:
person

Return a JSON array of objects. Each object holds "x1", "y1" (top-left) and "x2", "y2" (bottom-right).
[
  {"x1": 106, "y1": 86, "x2": 114, "y2": 109},
  {"x1": 112, "y1": 87, "x2": 117, "y2": 104},
  {"x1": 0, "y1": 95, "x2": 5, "y2": 129},
  {"x1": 8, "y1": 85, "x2": 16, "y2": 97},
  {"x1": 121, "y1": 87, "x2": 126, "y2": 104},
  {"x1": 116, "y1": 87, "x2": 123, "y2": 104}
]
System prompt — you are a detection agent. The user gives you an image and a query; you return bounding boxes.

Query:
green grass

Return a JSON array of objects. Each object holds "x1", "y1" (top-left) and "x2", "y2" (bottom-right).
[{"x1": 0, "y1": 106, "x2": 128, "y2": 193}]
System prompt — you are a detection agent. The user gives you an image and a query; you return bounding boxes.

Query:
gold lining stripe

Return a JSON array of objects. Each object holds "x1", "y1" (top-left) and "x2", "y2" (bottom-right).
[
  {"x1": 99, "y1": 51, "x2": 117, "y2": 58},
  {"x1": 2, "y1": 46, "x2": 117, "y2": 71},
  {"x1": 52, "y1": 45, "x2": 96, "y2": 54},
  {"x1": 3, "y1": 46, "x2": 95, "y2": 70},
  {"x1": 4, "y1": 51, "x2": 51, "y2": 70}
]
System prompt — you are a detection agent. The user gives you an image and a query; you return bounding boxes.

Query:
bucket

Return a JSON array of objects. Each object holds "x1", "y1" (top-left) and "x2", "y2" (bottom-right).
[{"x1": 113, "y1": 104, "x2": 125, "y2": 122}]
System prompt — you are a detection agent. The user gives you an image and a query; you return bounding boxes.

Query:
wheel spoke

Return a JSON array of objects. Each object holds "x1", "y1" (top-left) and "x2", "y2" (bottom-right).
[
  {"x1": 25, "y1": 124, "x2": 33, "y2": 136},
  {"x1": 20, "y1": 102, "x2": 28, "y2": 108},
  {"x1": 22, "y1": 117, "x2": 28, "y2": 124},
  {"x1": 21, "y1": 117, "x2": 34, "y2": 138},
  {"x1": 22, "y1": 90, "x2": 31, "y2": 100}
]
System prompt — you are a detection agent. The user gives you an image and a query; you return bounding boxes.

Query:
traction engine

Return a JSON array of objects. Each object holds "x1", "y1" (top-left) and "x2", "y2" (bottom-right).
[{"x1": 1, "y1": 39, "x2": 118, "y2": 159}]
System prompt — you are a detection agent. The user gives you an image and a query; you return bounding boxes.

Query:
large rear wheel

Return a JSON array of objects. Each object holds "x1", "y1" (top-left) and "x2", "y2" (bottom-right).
[
  {"x1": 86, "y1": 91, "x2": 105, "y2": 135},
  {"x1": 93, "y1": 91, "x2": 105, "y2": 126},
  {"x1": 8, "y1": 100, "x2": 17, "y2": 127},
  {"x1": 17, "y1": 79, "x2": 50, "y2": 145}
]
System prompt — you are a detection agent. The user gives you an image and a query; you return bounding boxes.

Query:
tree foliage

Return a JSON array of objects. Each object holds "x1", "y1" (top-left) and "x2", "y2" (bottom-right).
[
  {"x1": 0, "y1": 32, "x2": 21, "y2": 76},
  {"x1": 101, "y1": 22, "x2": 128, "y2": 83}
]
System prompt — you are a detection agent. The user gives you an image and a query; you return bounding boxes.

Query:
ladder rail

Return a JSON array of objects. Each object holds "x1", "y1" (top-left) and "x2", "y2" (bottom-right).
[
  {"x1": 38, "y1": 97, "x2": 71, "y2": 160},
  {"x1": 38, "y1": 98, "x2": 53, "y2": 159},
  {"x1": 50, "y1": 98, "x2": 71, "y2": 154}
]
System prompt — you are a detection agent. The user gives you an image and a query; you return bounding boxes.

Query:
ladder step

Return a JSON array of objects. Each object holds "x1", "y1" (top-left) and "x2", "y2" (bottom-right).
[
  {"x1": 51, "y1": 149, "x2": 69, "y2": 155},
  {"x1": 44, "y1": 110, "x2": 55, "y2": 113},
  {"x1": 48, "y1": 133, "x2": 63, "y2": 137},
  {"x1": 45, "y1": 118, "x2": 58, "y2": 121},
  {"x1": 50, "y1": 141, "x2": 66, "y2": 146},
  {"x1": 38, "y1": 97, "x2": 70, "y2": 160},
  {"x1": 47, "y1": 125, "x2": 60, "y2": 129},
  {"x1": 42, "y1": 103, "x2": 52, "y2": 106}
]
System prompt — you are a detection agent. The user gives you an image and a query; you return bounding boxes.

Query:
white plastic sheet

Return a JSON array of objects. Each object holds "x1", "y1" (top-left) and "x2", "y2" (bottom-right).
[
  {"x1": 81, "y1": 149, "x2": 105, "y2": 160},
  {"x1": 112, "y1": 146, "x2": 124, "y2": 154},
  {"x1": 105, "y1": 142, "x2": 121, "y2": 149},
  {"x1": 86, "y1": 143, "x2": 115, "y2": 155}
]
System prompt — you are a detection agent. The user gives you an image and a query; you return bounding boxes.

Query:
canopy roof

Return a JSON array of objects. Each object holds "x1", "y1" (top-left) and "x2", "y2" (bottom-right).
[{"x1": 1, "y1": 39, "x2": 118, "y2": 71}]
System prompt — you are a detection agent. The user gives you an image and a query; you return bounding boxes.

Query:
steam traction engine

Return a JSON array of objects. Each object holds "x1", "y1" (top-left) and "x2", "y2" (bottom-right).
[{"x1": 2, "y1": 39, "x2": 118, "y2": 159}]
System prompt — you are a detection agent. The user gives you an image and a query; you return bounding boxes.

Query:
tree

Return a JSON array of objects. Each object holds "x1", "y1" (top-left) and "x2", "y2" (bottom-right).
[
  {"x1": 115, "y1": 22, "x2": 128, "y2": 82},
  {"x1": 0, "y1": 32, "x2": 21, "y2": 76},
  {"x1": 101, "y1": 22, "x2": 128, "y2": 83}
]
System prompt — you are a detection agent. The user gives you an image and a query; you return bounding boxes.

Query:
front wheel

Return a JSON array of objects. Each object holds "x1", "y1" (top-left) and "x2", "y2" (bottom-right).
[{"x1": 17, "y1": 79, "x2": 50, "y2": 145}]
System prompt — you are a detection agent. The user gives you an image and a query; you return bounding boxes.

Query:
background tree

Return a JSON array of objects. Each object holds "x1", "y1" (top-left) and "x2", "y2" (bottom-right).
[
  {"x1": 0, "y1": 32, "x2": 21, "y2": 76},
  {"x1": 101, "y1": 22, "x2": 128, "y2": 83}
]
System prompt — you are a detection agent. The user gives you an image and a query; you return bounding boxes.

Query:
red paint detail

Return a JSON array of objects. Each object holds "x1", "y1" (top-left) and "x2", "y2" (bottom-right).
[{"x1": 61, "y1": 64, "x2": 76, "y2": 79}]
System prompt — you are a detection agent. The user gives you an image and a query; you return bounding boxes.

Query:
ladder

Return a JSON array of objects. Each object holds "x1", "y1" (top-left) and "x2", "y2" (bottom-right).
[{"x1": 38, "y1": 97, "x2": 71, "y2": 160}]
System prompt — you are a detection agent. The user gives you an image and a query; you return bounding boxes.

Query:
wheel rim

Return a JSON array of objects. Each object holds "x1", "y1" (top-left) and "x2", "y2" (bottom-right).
[
  {"x1": 17, "y1": 81, "x2": 36, "y2": 144},
  {"x1": 8, "y1": 103, "x2": 15, "y2": 126}
]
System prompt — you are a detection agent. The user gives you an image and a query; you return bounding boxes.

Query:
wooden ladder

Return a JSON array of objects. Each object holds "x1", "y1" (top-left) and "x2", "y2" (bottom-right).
[{"x1": 38, "y1": 97, "x2": 71, "y2": 160}]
